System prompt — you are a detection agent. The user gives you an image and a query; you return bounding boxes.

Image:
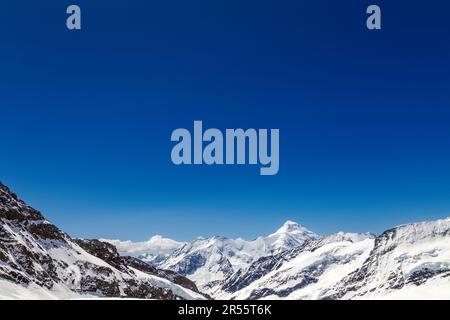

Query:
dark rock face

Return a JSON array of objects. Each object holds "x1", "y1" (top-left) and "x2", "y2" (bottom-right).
[
  {"x1": 0, "y1": 182, "x2": 204, "y2": 300},
  {"x1": 121, "y1": 256, "x2": 201, "y2": 294},
  {"x1": 74, "y1": 238, "x2": 203, "y2": 295},
  {"x1": 74, "y1": 239, "x2": 128, "y2": 272},
  {"x1": 28, "y1": 223, "x2": 67, "y2": 241},
  {"x1": 121, "y1": 255, "x2": 159, "y2": 274},
  {"x1": 0, "y1": 183, "x2": 45, "y2": 222},
  {"x1": 0, "y1": 183, "x2": 65, "y2": 289}
]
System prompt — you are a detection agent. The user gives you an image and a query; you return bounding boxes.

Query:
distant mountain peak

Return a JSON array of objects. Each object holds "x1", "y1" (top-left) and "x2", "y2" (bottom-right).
[
  {"x1": 269, "y1": 220, "x2": 318, "y2": 239},
  {"x1": 273, "y1": 220, "x2": 303, "y2": 234},
  {"x1": 101, "y1": 235, "x2": 186, "y2": 266}
]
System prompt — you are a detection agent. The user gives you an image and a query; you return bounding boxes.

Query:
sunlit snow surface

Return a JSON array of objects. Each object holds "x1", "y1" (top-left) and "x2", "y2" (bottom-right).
[
  {"x1": 102, "y1": 235, "x2": 186, "y2": 264},
  {"x1": 0, "y1": 280, "x2": 96, "y2": 300},
  {"x1": 2, "y1": 177, "x2": 449, "y2": 300},
  {"x1": 218, "y1": 219, "x2": 450, "y2": 300},
  {"x1": 103, "y1": 219, "x2": 450, "y2": 300},
  {"x1": 160, "y1": 221, "x2": 320, "y2": 291}
]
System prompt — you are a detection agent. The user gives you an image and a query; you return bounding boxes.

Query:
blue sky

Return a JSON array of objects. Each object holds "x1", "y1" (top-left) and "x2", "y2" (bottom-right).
[{"x1": 0, "y1": 1, "x2": 449, "y2": 241}]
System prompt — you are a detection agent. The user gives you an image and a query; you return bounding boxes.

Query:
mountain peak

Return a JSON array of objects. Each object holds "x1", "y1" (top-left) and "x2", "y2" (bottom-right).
[
  {"x1": 263, "y1": 220, "x2": 319, "y2": 256},
  {"x1": 273, "y1": 220, "x2": 309, "y2": 235}
]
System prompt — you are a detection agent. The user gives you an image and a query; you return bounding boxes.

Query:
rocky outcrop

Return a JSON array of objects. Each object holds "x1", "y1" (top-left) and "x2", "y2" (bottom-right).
[
  {"x1": 74, "y1": 238, "x2": 202, "y2": 294},
  {"x1": 0, "y1": 182, "x2": 205, "y2": 300}
]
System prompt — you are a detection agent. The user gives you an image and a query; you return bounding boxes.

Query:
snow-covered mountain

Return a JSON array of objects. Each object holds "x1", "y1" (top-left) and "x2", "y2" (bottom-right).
[
  {"x1": 102, "y1": 235, "x2": 186, "y2": 265},
  {"x1": 106, "y1": 218, "x2": 450, "y2": 300},
  {"x1": 0, "y1": 182, "x2": 205, "y2": 300},
  {"x1": 215, "y1": 220, "x2": 450, "y2": 300},
  {"x1": 217, "y1": 232, "x2": 375, "y2": 299},
  {"x1": 2, "y1": 180, "x2": 450, "y2": 300},
  {"x1": 322, "y1": 218, "x2": 450, "y2": 299},
  {"x1": 158, "y1": 221, "x2": 319, "y2": 293}
]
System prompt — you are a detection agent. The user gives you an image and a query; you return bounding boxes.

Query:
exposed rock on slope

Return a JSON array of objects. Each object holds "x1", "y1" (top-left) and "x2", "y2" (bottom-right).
[
  {"x1": 217, "y1": 233, "x2": 375, "y2": 299},
  {"x1": 0, "y1": 182, "x2": 205, "y2": 300},
  {"x1": 159, "y1": 221, "x2": 319, "y2": 293},
  {"x1": 215, "y1": 220, "x2": 450, "y2": 300},
  {"x1": 322, "y1": 219, "x2": 450, "y2": 299},
  {"x1": 74, "y1": 239, "x2": 201, "y2": 294}
]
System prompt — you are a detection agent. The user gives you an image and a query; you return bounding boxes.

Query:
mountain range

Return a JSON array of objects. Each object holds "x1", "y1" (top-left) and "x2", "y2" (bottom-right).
[
  {"x1": 105, "y1": 219, "x2": 450, "y2": 299},
  {"x1": 0, "y1": 182, "x2": 205, "y2": 299},
  {"x1": 1, "y1": 181, "x2": 449, "y2": 299}
]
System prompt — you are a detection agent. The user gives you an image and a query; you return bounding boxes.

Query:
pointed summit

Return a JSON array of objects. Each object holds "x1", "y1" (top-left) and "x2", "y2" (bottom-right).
[
  {"x1": 274, "y1": 220, "x2": 303, "y2": 234},
  {"x1": 264, "y1": 220, "x2": 319, "y2": 255},
  {"x1": 271, "y1": 220, "x2": 318, "y2": 238}
]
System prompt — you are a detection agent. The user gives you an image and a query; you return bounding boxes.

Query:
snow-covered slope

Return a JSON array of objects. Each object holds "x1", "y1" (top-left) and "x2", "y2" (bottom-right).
[
  {"x1": 159, "y1": 221, "x2": 319, "y2": 293},
  {"x1": 322, "y1": 218, "x2": 450, "y2": 299},
  {"x1": 264, "y1": 220, "x2": 319, "y2": 254},
  {"x1": 215, "y1": 219, "x2": 450, "y2": 300},
  {"x1": 3, "y1": 180, "x2": 449, "y2": 300},
  {"x1": 102, "y1": 235, "x2": 186, "y2": 265},
  {"x1": 218, "y1": 233, "x2": 375, "y2": 299},
  {"x1": 0, "y1": 279, "x2": 95, "y2": 300},
  {"x1": 0, "y1": 182, "x2": 205, "y2": 300}
]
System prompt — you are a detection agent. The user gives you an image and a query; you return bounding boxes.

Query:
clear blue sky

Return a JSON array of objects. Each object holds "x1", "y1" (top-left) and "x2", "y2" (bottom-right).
[{"x1": 0, "y1": 1, "x2": 449, "y2": 241}]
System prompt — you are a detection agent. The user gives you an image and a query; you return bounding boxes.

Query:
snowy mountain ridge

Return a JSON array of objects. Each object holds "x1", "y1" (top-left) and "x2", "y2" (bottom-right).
[
  {"x1": 1, "y1": 180, "x2": 450, "y2": 300},
  {"x1": 215, "y1": 219, "x2": 450, "y2": 300},
  {"x1": 0, "y1": 182, "x2": 205, "y2": 300},
  {"x1": 102, "y1": 235, "x2": 186, "y2": 265},
  {"x1": 109, "y1": 218, "x2": 450, "y2": 299},
  {"x1": 103, "y1": 220, "x2": 320, "y2": 293},
  {"x1": 320, "y1": 217, "x2": 450, "y2": 299},
  {"x1": 158, "y1": 221, "x2": 320, "y2": 292}
]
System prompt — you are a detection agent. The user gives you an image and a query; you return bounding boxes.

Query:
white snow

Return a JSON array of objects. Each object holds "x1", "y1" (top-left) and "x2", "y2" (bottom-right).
[
  {"x1": 159, "y1": 221, "x2": 319, "y2": 292},
  {"x1": 356, "y1": 276, "x2": 450, "y2": 300},
  {"x1": 0, "y1": 280, "x2": 96, "y2": 300},
  {"x1": 332, "y1": 218, "x2": 450, "y2": 299},
  {"x1": 128, "y1": 267, "x2": 205, "y2": 300},
  {"x1": 102, "y1": 235, "x2": 186, "y2": 264},
  {"x1": 3, "y1": 182, "x2": 450, "y2": 302},
  {"x1": 219, "y1": 235, "x2": 374, "y2": 300}
]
